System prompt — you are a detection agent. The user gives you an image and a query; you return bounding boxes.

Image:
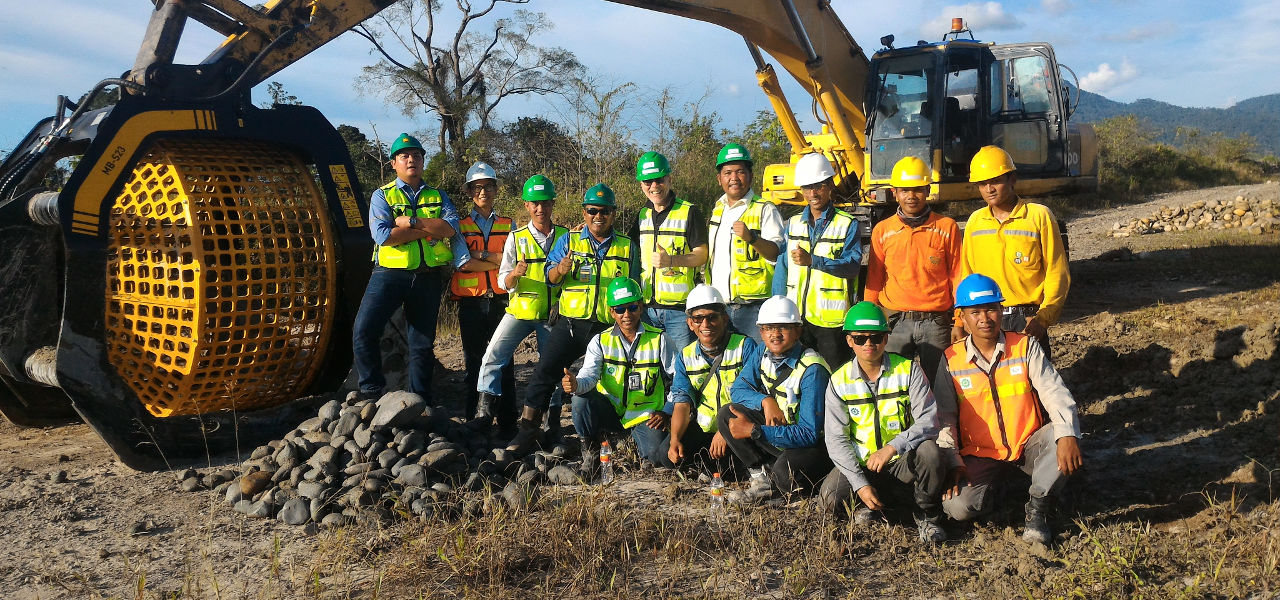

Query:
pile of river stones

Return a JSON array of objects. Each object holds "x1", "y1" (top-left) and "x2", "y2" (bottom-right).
[
  {"x1": 175, "y1": 391, "x2": 589, "y2": 527},
  {"x1": 1111, "y1": 191, "x2": 1277, "y2": 237}
]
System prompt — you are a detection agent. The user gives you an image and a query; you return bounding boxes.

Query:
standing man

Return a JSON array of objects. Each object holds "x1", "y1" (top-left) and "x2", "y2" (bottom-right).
[
  {"x1": 506, "y1": 183, "x2": 638, "y2": 455},
  {"x1": 935, "y1": 274, "x2": 1083, "y2": 545},
  {"x1": 719, "y1": 296, "x2": 832, "y2": 504},
  {"x1": 473, "y1": 175, "x2": 568, "y2": 438},
  {"x1": 352, "y1": 133, "x2": 468, "y2": 405},
  {"x1": 656, "y1": 285, "x2": 758, "y2": 472},
  {"x1": 706, "y1": 143, "x2": 785, "y2": 342},
  {"x1": 959, "y1": 146, "x2": 1070, "y2": 353},
  {"x1": 819, "y1": 302, "x2": 947, "y2": 544},
  {"x1": 865, "y1": 156, "x2": 962, "y2": 382},
  {"x1": 631, "y1": 151, "x2": 708, "y2": 351},
  {"x1": 562, "y1": 278, "x2": 675, "y2": 479},
  {"x1": 773, "y1": 152, "x2": 861, "y2": 367},
  {"x1": 451, "y1": 161, "x2": 513, "y2": 422}
]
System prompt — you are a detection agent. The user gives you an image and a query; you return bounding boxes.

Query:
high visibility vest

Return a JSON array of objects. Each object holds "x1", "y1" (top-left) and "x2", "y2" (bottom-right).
[
  {"x1": 506, "y1": 224, "x2": 568, "y2": 321},
  {"x1": 450, "y1": 214, "x2": 513, "y2": 297},
  {"x1": 681, "y1": 333, "x2": 749, "y2": 433},
  {"x1": 558, "y1": 232, "x2": 633, "y2": 323},
  {"x1": 830, "y1": 353, "x2": 914, "y2": 465},
  {"x1": 759, "y1": 349, "x2": 828, "y2": 424},
  {"x1": 597, "y1": 323, "x2": 668, "y2": 428},
  {"x1": 374, "y1": 183, "x2": 454, "y2": 269},
  {"x1": 637, "y1": 199, "x2": 698, "y2": 305},
  {"x1": 943, "y1": 332, "x2": 1045, "y2": 461},
  {"x1": 708, "y1": 196, "x2": 774, "y2": 302},
  {"x1": 784, "y1": 209, "x2": 858, "y2": 328}
]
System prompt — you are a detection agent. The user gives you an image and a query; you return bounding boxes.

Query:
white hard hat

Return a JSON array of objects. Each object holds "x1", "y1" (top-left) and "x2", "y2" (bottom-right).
[
  {"x1": 465, "y1": 161, "x2": 497, "y2": 184},
  {"x1": 793, "y1": 152, "x2": 836, "y2": 187},
  {"x1": 684, "y1": 284, "x2": 726, "y2": 314},
  {"x1": 756, "y1": 295, "x2": 801, "y2": 325}
]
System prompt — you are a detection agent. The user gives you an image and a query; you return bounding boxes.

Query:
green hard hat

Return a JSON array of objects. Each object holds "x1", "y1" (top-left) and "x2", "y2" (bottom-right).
[
  {"x1": 388, "y1": 132, "x2": 424, "y2": 159},
  {"x1": 522, "y1": 174, "x2": 556, "y2": 202},
  {"x1": 582, "y1": 182, "x2": 616, "y2": 207},
  {"x1": 605, "y1": 277, "x2": 643, "y2": 307},
  {"x1": 635, "y1": 151, "x2": 671, "y2": 181},
  {"x1": 715, "y1": 143, "x2": 753, "y2": 169},
  {"x1": 843, "y1": 301, "x2": 890, "y2": 332}
]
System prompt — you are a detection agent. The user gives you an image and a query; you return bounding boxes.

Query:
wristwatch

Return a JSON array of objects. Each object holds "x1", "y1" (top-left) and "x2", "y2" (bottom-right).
[
  {"x1": 408, "y1": 216, "x2": 419, "y2": 228},
  {"x1": 479, "y1": 250, "x2": 490, "y2": 260}
]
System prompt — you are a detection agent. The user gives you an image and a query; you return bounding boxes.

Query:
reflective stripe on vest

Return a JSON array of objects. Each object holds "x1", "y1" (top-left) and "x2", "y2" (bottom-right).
[
  {"x1": 597, "y1": 323, "x2": 667, "y2": 428},
  {"x1": 374, "y1": 183, "x2": 453, "y2": 269},
  {"x1": 450, "y1": 215, "x2": 513, "y2": 297},
  {"x1": 831, "y1": 353, "x2": 913, "y2": 464},
  {"x1": 784, "y1": 209, "x2": 857, "y2": 328},
  {"x1": 506, "y1": 224, "x2": 568, "y2": 321},
  {"x1": 558, "y1": 232, "x2": 633, "y2": 323},
  {"x1": 638, "y1": 200, "x2": 697, "y2": 305},
  {"x1": 760, "y1": 349, "x2": 828, "y2": 424},
  {"x1": 681, "y1": 333, "x2": 749, "y2": 433},
  {"x1": 708, "y1": 197, "x2": 773, "y2": 302},
  {"x1": 943, "y1": 332, "x2": 1044, "y2": 461}
]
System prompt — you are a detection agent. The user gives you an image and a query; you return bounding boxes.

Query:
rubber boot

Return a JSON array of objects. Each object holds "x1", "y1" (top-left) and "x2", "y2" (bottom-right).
[
  {"x1": 577, "y1": 438, "x2": 600, "y2": 483},
  {"x1": 543, "y1": 403, "x2": 563, "y2": 447},
  {"x1": 1022, "y1": 495, "x2": 1053, "y2": 545},
  {"x1": 505, "y1": 405, "x2": 544, "y2": 455}
]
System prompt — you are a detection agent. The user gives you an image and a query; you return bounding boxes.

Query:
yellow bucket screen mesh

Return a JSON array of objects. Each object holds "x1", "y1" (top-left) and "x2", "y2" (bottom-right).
[{"x1": 104, "y1": 139, "x2": 337, "y2": 417}]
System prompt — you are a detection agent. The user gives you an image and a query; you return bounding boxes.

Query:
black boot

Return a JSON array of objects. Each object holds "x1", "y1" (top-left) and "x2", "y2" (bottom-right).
[
  {"x1": 505, "y1": 405, "x2": 544, "y2": 455},
  {"x1": 543, "y1": 403, "x2": 563, "y2": 447},
  {"x1": 577, "y1": 438, "x2": 600, "y2": 483},
  {"x1": 468, "y1": 392, "x2": 497, "y2": 426},
  {"x1": 915, "y1": 507, "x2": 947, "y2": 544},
  {"x1": 1023, "y1": 495, "x2": 1053, "y2": 545}
]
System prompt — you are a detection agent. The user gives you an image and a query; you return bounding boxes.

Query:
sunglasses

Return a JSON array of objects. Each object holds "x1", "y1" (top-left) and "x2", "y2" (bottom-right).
[
  {"x1": 689, "y1": 312, "x2": 722, "y2": 324},
  {"x1": 849, "y1": 333, "x2": 886, "y2": 346},
  {"x1": 584, "y1": 206, "x2": 614, "y2": 216},
  {"x1": 612, "y1": 303, "x2": 641, "y2": 314}
]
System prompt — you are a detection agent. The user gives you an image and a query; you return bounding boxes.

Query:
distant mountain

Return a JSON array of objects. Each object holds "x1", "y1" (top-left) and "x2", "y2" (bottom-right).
[{"x1": 1069, "y1": 88, "x2": 1280, "y2": 157}]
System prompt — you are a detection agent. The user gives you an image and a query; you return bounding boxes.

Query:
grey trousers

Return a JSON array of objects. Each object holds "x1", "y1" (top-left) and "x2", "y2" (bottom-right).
[
  {"x1": 884, "y1": 310, "x2": 952, "y2": 385},
  {"x1": 818, "y1": 439, "x2": 947, "y2": 515},
  {"x1": 942, "y1": 425, "x2": 1068, "y2": 521}
]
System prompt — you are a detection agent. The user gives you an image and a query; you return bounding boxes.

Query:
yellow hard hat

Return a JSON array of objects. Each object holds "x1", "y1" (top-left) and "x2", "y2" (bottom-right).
[
  {"x1": 889, "y1": 156, "x2": 932, "y2": 188},
  {"x1": 969, "y1": 145, "x2": 1016, "y2": 183}
]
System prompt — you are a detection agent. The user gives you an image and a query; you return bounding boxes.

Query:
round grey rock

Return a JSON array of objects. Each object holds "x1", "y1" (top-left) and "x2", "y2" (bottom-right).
[
  {"x1": 278, "y1": 498, "x2": 311, "y2": 525},
  {"x1": 370, "y1": 391, "x2": 426, "y2": 430},
  {"x1": 317, "y1": 400, "x2": 342, "y2": 422}
]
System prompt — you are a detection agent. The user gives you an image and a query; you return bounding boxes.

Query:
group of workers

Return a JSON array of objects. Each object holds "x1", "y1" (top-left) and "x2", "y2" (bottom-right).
[{"x1": 351, "y1": 132, "x2": 1081, "y2": 545}]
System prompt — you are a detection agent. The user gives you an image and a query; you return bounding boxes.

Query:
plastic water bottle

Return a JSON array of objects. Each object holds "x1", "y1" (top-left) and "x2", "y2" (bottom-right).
[
  {"x1": 599, "y1": 441, "x2": 613, "y2": 484},
  {"x1": 709, "y1": 472, "x2": 725, "y2": 511}
]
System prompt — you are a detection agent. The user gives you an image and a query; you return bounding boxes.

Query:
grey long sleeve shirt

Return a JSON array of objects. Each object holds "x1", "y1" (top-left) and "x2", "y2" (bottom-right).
[{"x1": 824, "y1": 357, "x2": 939, "y2": 493}]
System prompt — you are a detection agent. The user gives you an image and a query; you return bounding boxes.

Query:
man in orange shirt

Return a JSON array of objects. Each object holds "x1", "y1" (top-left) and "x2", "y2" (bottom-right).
[{"x1": 864, "y1": 157, "x2": 962, "y2": 382}]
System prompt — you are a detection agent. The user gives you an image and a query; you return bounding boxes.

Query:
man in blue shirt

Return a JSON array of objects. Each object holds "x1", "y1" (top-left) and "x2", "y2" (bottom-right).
[
  {"x1": 352, "y1": 133, "x2": 469, "y2": 406},
  {"x1": 719, "y1": 295, "x2": 833, "y2": 504}
]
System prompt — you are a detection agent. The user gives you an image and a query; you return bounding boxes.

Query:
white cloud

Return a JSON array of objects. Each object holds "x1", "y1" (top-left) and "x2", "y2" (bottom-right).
[
  {"x1": 922, "y1": 2, "x2": 1022, "y2": 36},
  {"x1": 1079, "y1": 58, "x2": 1139, "y2": 94},
  {"x1": 1041, "y1": 0, "x2": 1070, "y2": 15}
]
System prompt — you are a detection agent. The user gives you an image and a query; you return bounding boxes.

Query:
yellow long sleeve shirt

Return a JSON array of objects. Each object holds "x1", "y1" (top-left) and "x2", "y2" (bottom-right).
[{"x1": 960, "y1": 200, "x2": 1070, "y2": 326}]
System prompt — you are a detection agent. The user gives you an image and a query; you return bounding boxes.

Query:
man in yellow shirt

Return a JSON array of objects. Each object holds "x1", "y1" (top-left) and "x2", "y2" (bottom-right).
[{"x1": 957, "y1": 146, "x2": 1069, "y2": 353}]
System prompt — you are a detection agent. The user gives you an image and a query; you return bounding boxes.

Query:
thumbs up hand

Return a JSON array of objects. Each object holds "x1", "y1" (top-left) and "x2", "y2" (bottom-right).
[{"x1": 561, "y1": 368, "x2": 578, "y2": 395}]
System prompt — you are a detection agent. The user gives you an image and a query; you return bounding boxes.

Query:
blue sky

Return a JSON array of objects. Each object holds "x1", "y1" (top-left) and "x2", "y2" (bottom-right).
[{"x1": 2, "y1": 0, "x2": 1278, "y2": 152}]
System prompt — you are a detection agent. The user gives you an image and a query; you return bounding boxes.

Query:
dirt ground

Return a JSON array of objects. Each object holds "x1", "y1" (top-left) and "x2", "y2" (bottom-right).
[{"x1": 2, "y1": 182, "x2": 1278, "y2": 599}]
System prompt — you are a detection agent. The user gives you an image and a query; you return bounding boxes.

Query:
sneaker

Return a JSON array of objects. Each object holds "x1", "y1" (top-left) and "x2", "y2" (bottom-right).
[
  {"x1": 916, "y1": 516, "x2": 947, "y2": 544},
  {"x1": 728, "y1": 470, "x2": 774, "y2": 505},
  {"x1": 853, "y1": 507, "x2": 876, "y2": 526}
]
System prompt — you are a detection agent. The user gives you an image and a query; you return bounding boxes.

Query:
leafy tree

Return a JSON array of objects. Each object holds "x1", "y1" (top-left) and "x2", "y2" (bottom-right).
[
  {"x1": 336, "y1": 124, "x2": 390, "y2": 192},
  {"x1": 258, "y1": 81, "x2": 301, "y2": 108}
]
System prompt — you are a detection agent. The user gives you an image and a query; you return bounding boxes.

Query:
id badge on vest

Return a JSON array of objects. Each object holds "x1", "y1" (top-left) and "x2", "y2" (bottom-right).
[
  {"x1": 627, "y1": 371, "x2": 642, "y2": 391},
  {"x1": 576, "y1": 256, "x2": 595, "y2": 278}
]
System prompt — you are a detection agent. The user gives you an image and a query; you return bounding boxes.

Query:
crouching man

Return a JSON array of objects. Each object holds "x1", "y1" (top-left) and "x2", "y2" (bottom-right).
[
  {"x1": 819, "y1": 302, "x2": 948, "y2": 544},
  {"x1": 718, "y1": 296, "x2": 832, "y2": 504},
  {"x1": 936, "y1": 274, "x2": 1084, "y2": 544},
  {"x1": 561, "y1": 278, "x2": 676, "y2": 480}
]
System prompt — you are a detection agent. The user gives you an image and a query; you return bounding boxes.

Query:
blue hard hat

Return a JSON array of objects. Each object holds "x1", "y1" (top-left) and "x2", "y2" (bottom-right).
[{"x1": 954, "y1": 274, "x2": 1005, "y2": 308}]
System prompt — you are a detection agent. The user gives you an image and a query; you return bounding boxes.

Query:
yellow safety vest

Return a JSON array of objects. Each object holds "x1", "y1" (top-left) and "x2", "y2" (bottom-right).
[
  {"x1": 681, "y1": 333, "x2": 749, "y2": 433},
  {"x1": 597, "y1": 323, "x2": 668, "y2": 428},
  {"x1": 708, "y1": 196, "x2": 773, "y2": 302},
  {"x1": 784, "y1": 208, "x2": 857, "y2": 328},
  {"x1": 637, "y1": 199, "x2": 698, "y2": 305},
  {"x1": 558, "y1": 232, "x2": 633, "y2": 323},
  {"x1": 505, "y1": 224, "x2": 568, "y2": 321},
  {"x1": 760, "y1": 349, "x2": 828, "y2": 424},
  {"x1": 374, "y1": 183, "x2": 454, "y2": 269},
  {"x1": 830, "y1": 353, "x2": 913, "y2": 465}
]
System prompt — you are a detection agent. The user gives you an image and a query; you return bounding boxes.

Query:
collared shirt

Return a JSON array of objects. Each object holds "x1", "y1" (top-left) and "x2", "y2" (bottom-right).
[
  {"x1": 730, "y1": 343, "x2": 830, "y2": 449},
  {"x1": 932, "y1": 331, "x2": 1081, "y2": 466},
  {"x1": 771, "y1": 204, "x2": 863, "y2": 296},
  {"x1": 469, "y1": 207, "x2": 500, "y2": 238},
  {"x1": 368, "y1": 178, "x2": 469, "y2": 268},
  {"x1": 824, "y1": 357, "x2": 938, "y2": 492},
  {"x1": 575, "y1": 327, "x2": 677, "y2": 394},
  {"x1": 961, "y1": 199, "x2": 1070, "y2": 325},
  {"x1": 543, "y1": 228, "x2": 641, "y2": 283},
  {"x1": 708, "y1": 191, "x2": 785, "y2": 301},
  {"x1": 865, "y1": 212, "x2": 963, "y2": 312},
  {"x1": 497, "y1": 221, "x2": 559, "y2": 293},
  {"x1": 665, "y1": 334, "x2": 760, "y2": 412}
]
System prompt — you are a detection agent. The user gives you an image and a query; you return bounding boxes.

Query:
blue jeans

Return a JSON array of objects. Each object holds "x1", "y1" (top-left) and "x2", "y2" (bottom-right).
[
  {"x1": 646, "y1": 306, "x2": 694, "y2": 352},
  {"x1": 727, "y1": 302, "x2": 763, "y2": 343},
  {"x1": 477, "y1": 313, "x2": 564, "y2": 408},
  {"x1": 571, "y1": 391, "x2": 664, "y2": 462},
  {"x1": 352, "y1": 267, "x2": 443, "y2": 401}
]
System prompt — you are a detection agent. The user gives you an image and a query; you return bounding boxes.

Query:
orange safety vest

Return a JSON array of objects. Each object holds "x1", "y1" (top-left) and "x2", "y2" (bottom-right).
[
  {"x1": 450, "y1": 213, "x2": 513, "y2": 298},
  {"x1": 943, "y1": 332, "x2": 1045, "y2": 461}
]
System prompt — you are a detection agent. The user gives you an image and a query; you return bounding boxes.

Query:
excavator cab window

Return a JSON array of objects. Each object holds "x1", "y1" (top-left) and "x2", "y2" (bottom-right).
[
  {"x1": 989, "y1": 45, "x2": 1066, "y2": 175},
  {"x1": 941, "y1": 47, "x2": 986, "y2": 179},
  {"x1": 867, "y1": 52, "x2": 935, "y2": 180}
]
